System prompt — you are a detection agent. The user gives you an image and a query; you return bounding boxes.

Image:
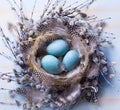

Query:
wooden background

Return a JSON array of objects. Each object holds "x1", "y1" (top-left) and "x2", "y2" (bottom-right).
[{"x1": 0, "y1": 0, "x2": 120, "y2": 110}]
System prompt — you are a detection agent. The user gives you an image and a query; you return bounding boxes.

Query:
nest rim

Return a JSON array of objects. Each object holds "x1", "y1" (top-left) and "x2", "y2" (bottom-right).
[{"x1": 27, "y1": 33, "x2": 89, "y2": 86}]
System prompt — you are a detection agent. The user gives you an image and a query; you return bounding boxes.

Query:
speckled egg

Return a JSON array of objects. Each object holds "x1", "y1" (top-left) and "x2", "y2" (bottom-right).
[
  {"x1": 41, "y1": 55, "x2": 61, "y2": 75},
  {"x1": 46, "y1": 39, "x2": 69, "y2": 57},
  {"x1": 62, "y1": 50, "x2": 80, "y2": 71}
]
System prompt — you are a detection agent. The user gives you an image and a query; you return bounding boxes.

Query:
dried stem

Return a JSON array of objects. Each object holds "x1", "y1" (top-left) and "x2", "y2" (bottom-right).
[
  {"x1": 0, "y1": 52, "x2": 13, "y2": 61},
  {"x1": 0, "y1": 27, "x2": 17, "y2": 59},
  {"x1": 20, "y1": 0, "x2": 24, "y2": 23},
  {"x1": 13, "y1": 0, "x2": 19, "y2": 9},
  {"x1": 99, "y1": 70, "x2": 113, "y2": 87},
  {"x1": 64, "y1": 1, "x2": 78, "y2": 10},
  {"x1": 0, "y1": 74, "x2": 16, "y2": 82},
  {"x1": 46, "y1": 0, "x2": 64, "y2": 16},
  {"x1": 79, "y1": 0, "x2": 96, "y2": 9},
  {"x1": 0, "y1": 88, "x2": 13, "y2": 91},
  {"x1": 40, "y1": 0, "x2": 53, "y2": 19},
  {"x1": 0, "y1": 102, "x2": 16, "y2": 106},
  {"x1": 31, "y1": 0, "x2": 37, "y2": 20},
  {"x1": 6, "y1": 0, "x2": 20, "y2": 18}
]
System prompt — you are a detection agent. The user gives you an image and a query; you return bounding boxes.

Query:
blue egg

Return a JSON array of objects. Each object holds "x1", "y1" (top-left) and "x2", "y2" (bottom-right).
[
  {"x1": 41, "y1": 55, "x2": 61, "y2": 75},
  {"x1": 46, "y1": 39, "x2": 69, "y2": 57},
  {"x1": 62, "y1": 50, "x2": 80, "y2": 71}
]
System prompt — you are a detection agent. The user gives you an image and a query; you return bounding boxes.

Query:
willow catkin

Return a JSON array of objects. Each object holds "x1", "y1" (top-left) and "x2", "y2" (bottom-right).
[{"x1": 0, "y1": 0, "x2": 115, "y2": 109}]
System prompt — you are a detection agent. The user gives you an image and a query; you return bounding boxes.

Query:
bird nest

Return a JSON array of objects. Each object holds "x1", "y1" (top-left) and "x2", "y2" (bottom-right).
[{"x1": 0, "y1": 0, "x2": 115, "y2": 110}]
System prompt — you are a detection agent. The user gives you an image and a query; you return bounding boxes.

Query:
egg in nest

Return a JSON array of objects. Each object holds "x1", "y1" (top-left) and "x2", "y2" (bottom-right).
[{"x1": 0, "y1": 0, "x2": 113, "y2": 109}]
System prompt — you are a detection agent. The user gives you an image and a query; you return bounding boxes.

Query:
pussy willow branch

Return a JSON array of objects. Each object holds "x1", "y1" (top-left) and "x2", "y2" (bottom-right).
[
  {"x1": 0, "y1": 27, "x2": 17, "y2": 59},
  {"x1": 6, "y1": 0, "x2": 20, "y2": 18},
  {"x1": 31, "y1": 0, "x2": 37, "y2": 20}
]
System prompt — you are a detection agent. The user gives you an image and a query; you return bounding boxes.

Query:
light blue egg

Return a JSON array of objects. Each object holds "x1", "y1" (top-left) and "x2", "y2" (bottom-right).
[
  {"x1": 41, "y1": 55, "x2": 61, "y2": 75},
  {"x1": 62, "y1": 50, "x2": 80, "y2": 71},
  {"x1": 46, "y1": 39, "x2": 69, "y2": 57}
]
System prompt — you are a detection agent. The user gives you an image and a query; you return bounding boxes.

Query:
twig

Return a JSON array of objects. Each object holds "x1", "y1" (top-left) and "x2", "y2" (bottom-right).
[
  {"x1": 99, "y1": 70, "x2": 113, "y2": 87},
  {"x1": 0, "y1": 52, "x2": 13, "y2": 61},
  {"x1": 81, "y1": 86, "x2": 98, "y2": 93},
  {"x1": 13, "y1": 0, "x2": 19, "y2": 9},
  {"x1": 0, "y1": 73, "x2": 15, "y2": 78},
  {"x1": 20, "y1": 0, "x2": 24, "y2": 23},
  {"x1": 6, "y1": 0, "x2": 20, "y2": 18},
  {"x1": 0, "y1": 102, "x2": 16, "y2": 105},
  {"x1": 40, "y1": 0, "x2": 53, "y2": 19},
  {"x1": 79, "y1": 0, "x2": 96, "y2": 10},
  {"x1": 0, "y1": 88, "x2": 13, "y2": 91},
  {"x1": 0, "y1": 27, "x2": 17, "y2": 59},
  {"x1": 64, "y1": 1, "x2": 78, "y2": 10},
  {"x1": 0, "y1": 74, "x2": 16, "y2": 82},
  {"x1": 31, "y1": 0, "x2": 37, "y2": 20},
  {"x1": 46, "y1": 0, "x2": 65, "y2": 16}
]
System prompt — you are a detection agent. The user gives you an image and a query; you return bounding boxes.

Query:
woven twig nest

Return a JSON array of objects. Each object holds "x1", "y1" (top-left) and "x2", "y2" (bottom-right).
[
  {"x1": 24, "y1": 18, "x2": 100, "y2": 105},
  {"x1": 0, "y1": 0, "x2": 114, "y2": 109},
  {"x1": 28, "y1": 21, "x2": 90, "y2": 89}
]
